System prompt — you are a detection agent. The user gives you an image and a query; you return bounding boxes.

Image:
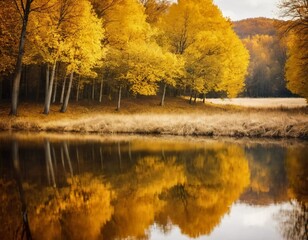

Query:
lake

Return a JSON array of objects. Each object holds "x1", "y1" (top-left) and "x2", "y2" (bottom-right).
[{"x1": 0, "y1": 133, "x2": 307, "y2": 240}]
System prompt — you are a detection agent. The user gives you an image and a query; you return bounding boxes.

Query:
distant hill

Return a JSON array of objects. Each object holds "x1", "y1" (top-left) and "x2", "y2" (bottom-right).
[{"x1": 232, "y1": 17, "x2": 282, "y2": 39}]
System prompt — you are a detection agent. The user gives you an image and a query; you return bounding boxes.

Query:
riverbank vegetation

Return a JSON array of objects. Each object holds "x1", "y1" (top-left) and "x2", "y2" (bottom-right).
[
  {"x1": 0, "y1": 0, "x2": 307, "y2": 139},
  {"x1": 0, "y1": 97, "x2": 307, "y2": 139}
]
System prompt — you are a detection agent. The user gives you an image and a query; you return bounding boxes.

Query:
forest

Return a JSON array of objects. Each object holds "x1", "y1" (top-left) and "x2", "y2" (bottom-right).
[{"x1": 0, "y1": 0, "x2": 307, "y2": 115}]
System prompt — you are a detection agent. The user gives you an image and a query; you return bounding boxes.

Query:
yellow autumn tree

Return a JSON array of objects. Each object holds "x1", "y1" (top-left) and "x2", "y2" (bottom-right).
[
  {"x1": 278, "y1": 0, "x2": 308, "y2": 100},
  {"x1": 58, "y1": 0, "x2": 105, "y2": 113},
  {"x1": 26, "y1": 0, "x2": 63, "y2": 114},
  {"x1": 285, "y1": 33, "x2": 308, "y2": 100},
  {"x1": 97, "y1": 0, "x2": 154, "y2": 109},
  {"x1": 0, "y1": 0, "x2": 20, "y2": 75},
  {"x1": 93, "y1": 0, "x2": 182, "y2": 109},
  {"x1": 158, "y1": 0, "x2": 249, "y2": 99},
  {"x1": 123, "y1": 41, "x2": 184, "y2": 100},
  {"x1": 140, "y1": 0, "x2": 171, "y2": 24},
  {"x1": 26, "y1": 0, "x2": 105, "y2": 114}
]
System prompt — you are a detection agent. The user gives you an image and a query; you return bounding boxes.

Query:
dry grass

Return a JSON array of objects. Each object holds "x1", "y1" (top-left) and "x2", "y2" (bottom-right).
[
  {"x1": 204, "y1": 98, "x2": 307, "y2": 108},
  {"x1": 0, "y1": 97, "x2": 307, "y2": 139}
]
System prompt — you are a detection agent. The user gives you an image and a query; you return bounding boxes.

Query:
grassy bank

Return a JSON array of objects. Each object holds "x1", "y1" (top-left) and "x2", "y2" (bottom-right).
[{"x1": 0, "y1": 97, "x2": 307, "y2": 139}]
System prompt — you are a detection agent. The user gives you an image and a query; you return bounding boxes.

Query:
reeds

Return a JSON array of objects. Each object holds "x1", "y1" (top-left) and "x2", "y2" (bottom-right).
[{"x1": 0, "y1": 97, "x2": 307, "y2": 139}]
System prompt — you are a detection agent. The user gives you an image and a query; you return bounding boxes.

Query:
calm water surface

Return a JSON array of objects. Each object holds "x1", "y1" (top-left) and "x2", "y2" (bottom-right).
[{"x1": 0, "y1": 133, "x2": 307, "y2": 240}]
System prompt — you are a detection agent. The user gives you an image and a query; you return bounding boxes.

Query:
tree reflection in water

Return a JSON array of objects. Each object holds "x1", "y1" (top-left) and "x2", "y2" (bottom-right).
[
  {"x1": 0, "y1": 141, "x2": 32, "y2": 239},
  {"x1": 0, "y1": 136, "x2": 306, "y2": 239},
  {"x1": 277, "y1": 146, "x2": 308, "y2": 240},
  {"x1": 158, "y1": 145, "x2": 250, "y2": 237}
]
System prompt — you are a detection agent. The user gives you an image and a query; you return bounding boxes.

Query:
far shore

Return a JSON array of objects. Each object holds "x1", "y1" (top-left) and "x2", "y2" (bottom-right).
[{"x1": 0, "y1": 97, "x2": 307, "y2": 139}]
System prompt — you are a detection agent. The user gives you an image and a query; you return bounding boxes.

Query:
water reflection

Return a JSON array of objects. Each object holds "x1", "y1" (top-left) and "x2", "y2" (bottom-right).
[
  {"x1": 278, "y1": 145, "x2": 308, "y2": 240},
  {"x1": 0, "y1": 135, "x2": 306, "y2": 240},
  {"x1": 241, "y1": 144, "x2": 289, "y2": 204}
]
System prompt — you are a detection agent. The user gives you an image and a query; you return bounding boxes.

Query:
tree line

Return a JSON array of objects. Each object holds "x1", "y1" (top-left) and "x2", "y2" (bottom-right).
[
  {"x1": 0, "y1": 0, "x2": 306, "y2": 116},
  {"x1": 0, "y1": 0, "x2": 249, "y2": 114}
]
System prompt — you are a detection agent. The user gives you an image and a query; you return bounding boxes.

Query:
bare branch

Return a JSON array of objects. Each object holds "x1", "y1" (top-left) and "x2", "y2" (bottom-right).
[
  {"x1": 13, "y1": 0, "x2": 24, "y2": 20},
  {"x1": 31, "y1": 0, "x2": 55, "y2": 13}
]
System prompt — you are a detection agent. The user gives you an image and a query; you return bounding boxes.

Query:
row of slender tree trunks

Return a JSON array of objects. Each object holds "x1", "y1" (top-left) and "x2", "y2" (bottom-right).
[{"x1": 1, "y1": 63, "x2": 201, "y2": 110}]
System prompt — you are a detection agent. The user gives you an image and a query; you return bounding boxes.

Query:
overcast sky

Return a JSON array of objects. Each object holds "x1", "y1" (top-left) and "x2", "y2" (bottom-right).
[{"x1": 212, "y1": 0, "x2": 280, "y2": 20}]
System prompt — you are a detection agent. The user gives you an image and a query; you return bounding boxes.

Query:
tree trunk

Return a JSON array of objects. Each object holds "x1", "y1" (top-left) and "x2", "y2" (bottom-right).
[
  {"x1": 0, "y1": 79, "x2": 2, "y2": 101},
  {"x1": 43, "y1": 63, "x2": 56, "y2": 114},
  {"x1": 23, "y1": 65, "x2": 28, "y2": 99},
  {"x1": 52, "y1": 65, "x2": 58, "y2": 103},
  {"x1": 91, "y1": 78, "x2": 95, "y2": 100},
  {"x1": 116, "y1": 86, "x2": 122, "y2": 111},
  {"x1": 99, "y1": 76, "x2": 104, "y2": 103},
  {"x1": 194, "y1": 92, "x2": 197, "y2": 103},
  {"x1": 10, "y1": 0, "x2": 32, "y2": 115},
  {"x1": 60, "y1": 76, "x2": 67, "y2": 104},
  {"x1": 36, "y1": 66, "x2": 42, "y2": 101},
  {"x1": 61, "y1": 72, "x2": 74, "y2": 113},
  {"x1": 45, "y1": 64, "x2": 50, "y2": 98},
  {"x1": 189, "y1": 92, "x2": 193, "y2": 104},
  {"x1": 76, "y1": 75, "x2": 80, "y2": 102},
  {"x1": 160, "y1": 83, "x2": 167, "y2": 106}
]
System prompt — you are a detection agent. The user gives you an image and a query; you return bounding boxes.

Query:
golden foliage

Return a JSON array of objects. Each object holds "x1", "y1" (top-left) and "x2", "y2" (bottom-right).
[
  {"x1": 286, "y1": 146, "x2": 308, "y2": 203},
  {"x1": 285, "y1": 33, "x2": 308, "y2": 100},
  {"x1": 28, "y1": 173, "x2": 114, "y2": 240},
  {"x1": 158, "y1": 0, "x2": 249, "y2": 96},
  {"x1": 0, "y1": 0, "x2": 20, "y2": 74},
  {"x1": 106, "y1": 155, "x2": 186, "y2": 238},
  {"x1": 0, "y1": 179, "x2": 22, "y2": 238},
  {"x1": 278, "y1": 0, "x2": 308, "y2": 100},
  {"x1": 26, "y1": 0, "x2": 105, "y2": 77},
  {"x1": 161, "y1": 144, "x2": 250, "y2": 237}
]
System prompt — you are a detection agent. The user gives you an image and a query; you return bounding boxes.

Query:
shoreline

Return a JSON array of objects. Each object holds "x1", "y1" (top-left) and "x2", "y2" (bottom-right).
[
  {"x1": 0, "y1": 132, "x2": 307, "y2": 151},
  {"x1": 1, "y1": 112, "x2": 307, "y2": 139},
  {"x1": 0, "y1": 99, "x2": 307, "y2": 139}
]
